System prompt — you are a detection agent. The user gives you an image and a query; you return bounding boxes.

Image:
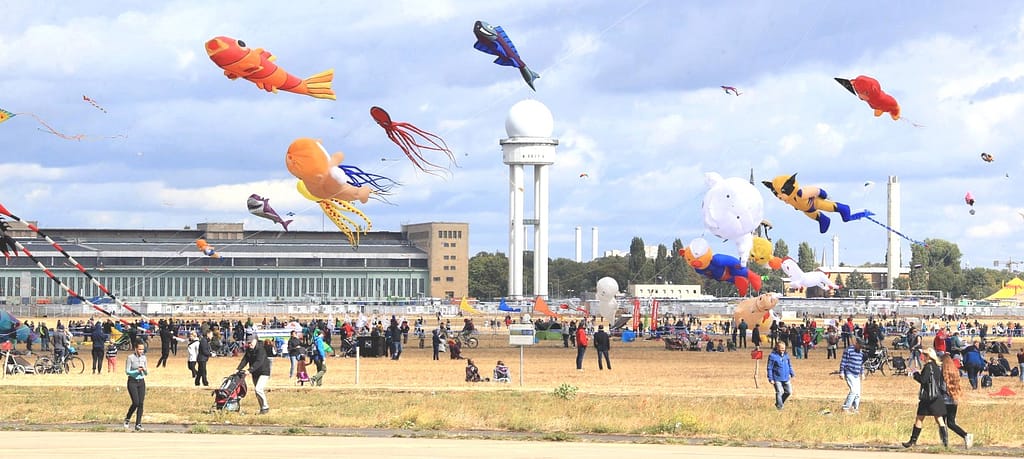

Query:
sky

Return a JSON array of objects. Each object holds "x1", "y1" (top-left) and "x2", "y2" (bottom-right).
[{"x1": 2, "y1": 0, "x2": 1024, "y2": 271}]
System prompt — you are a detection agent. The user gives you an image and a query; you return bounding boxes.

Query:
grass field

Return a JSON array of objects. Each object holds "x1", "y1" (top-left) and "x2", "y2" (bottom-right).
[{"x1": 4, "y1": 319, "x2": 1023, "y2": 452}]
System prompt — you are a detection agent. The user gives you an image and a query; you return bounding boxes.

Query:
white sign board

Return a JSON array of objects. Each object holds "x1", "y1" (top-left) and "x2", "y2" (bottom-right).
[{"x1": 509, "y1": 324, "x2": 535, "y2": 346}]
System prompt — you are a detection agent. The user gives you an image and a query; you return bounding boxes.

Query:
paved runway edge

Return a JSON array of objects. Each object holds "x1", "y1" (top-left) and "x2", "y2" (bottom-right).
[{"x1": 0, "y1": 422, "x2": 1014, "y2": 457}]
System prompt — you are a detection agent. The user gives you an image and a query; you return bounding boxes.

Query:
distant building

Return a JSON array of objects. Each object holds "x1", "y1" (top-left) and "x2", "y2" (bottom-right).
[
  {"x1": 628, "y1": 283, "x2": 707, "y2": 300},
  {"x1": 0, "y1": 220, "x2": 468, "y2": 304}
]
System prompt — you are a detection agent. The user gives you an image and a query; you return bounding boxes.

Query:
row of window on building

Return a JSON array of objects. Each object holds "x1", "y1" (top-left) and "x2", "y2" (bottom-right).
[
  {"x1": 438, "y1": 230, "x2": 464, "y2": 239},
  {"x1": 0, "y1": 274, "x2": 426, "y2": 300}
]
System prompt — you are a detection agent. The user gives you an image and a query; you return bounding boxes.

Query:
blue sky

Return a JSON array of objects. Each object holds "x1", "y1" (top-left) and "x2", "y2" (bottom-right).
[{"x1": 2, "y1": 0, "x2": 1024, "y2": 270}]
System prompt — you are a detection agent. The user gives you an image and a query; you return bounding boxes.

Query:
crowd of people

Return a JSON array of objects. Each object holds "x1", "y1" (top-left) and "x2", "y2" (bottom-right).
[{"x1": 5, "y1": 308, "x2": 1020, "y2": 448}]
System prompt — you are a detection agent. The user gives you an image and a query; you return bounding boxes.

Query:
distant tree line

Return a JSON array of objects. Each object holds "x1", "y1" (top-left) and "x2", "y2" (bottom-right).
[{"x1": 467, "y1": 236, "x2": 1017, "y2": 301}]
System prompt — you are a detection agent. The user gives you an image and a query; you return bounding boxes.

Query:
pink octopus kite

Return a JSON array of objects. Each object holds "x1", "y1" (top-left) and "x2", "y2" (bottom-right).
[{"x1": 370, "y1": 106, "x2": 457, "y2": 177}]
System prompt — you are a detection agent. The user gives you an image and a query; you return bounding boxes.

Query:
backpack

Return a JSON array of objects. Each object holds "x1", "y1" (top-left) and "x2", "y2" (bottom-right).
[{"x1": 981, "y1": 374, "x2": 993, "y2": 388}]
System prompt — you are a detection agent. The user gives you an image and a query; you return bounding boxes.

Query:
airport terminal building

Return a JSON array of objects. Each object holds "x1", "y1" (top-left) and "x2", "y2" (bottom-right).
[{"x1": 0, "y1": 221, "x2": 469, "y2": 309}]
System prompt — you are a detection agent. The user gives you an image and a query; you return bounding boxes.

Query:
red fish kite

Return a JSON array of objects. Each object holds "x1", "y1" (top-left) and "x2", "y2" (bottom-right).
[{"x1": 835, "y1": 75, "x2": 900, "y2": 120}]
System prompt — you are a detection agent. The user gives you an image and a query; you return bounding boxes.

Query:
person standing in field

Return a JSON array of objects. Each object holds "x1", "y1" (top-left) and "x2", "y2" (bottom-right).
[
  {"x1": 123, "y1": 343, "x2": 147, "y2": 431},
  {"x1": 104, "y1": 339, "x2": 118, "y2": 373},
  {"x1": 186, "y1": 331, "x2": 199, "y2": 379},
  {"x1": 767, "y1": 341, "x2": 795, "y2": 410},
  {"x1": 575, "y1": 323, "x2": 589, "y2": 371},
  {"x1": 737, "y1": 319, "x2": 748, "y2": 349},
  {"x1": 593, "y1": 325, "x2": 611, "y2": 370},
  {"x1": 839, "y1": 338, "x2": 865, "y2": 413}
]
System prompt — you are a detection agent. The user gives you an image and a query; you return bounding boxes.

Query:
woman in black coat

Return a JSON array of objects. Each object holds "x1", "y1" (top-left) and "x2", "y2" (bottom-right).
[{"x1": 903, "y1": 348, "x2": 949, "y2": 448}]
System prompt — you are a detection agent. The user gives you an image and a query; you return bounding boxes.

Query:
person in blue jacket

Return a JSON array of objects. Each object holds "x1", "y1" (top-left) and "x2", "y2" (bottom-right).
[
  {"x1": 767, "y1": 341, "x2": 795, "y2": 410},
  {"x1": 961, "y1": 338, "x2": 986, "y2": 390}
]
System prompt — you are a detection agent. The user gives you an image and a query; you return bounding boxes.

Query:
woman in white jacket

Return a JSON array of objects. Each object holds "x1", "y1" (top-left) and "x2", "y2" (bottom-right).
[{"x1": 186, "y1": 332, "x2": 199, "y2": 379}]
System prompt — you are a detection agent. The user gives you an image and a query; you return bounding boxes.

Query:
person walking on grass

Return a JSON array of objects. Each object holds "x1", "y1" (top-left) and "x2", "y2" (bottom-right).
[
  {"x1": 195, "y1": 329, "x2": 212, "y2": 386},
  {"x1": 237, "y1": 336, "x2": 271, "y2": 414},
  {"x1": 123, "y1": 343, "x2": 147, "y2": 431},
  {"x1": 903, "y1": 348, "x2": 949, "y2": 448},
  {"x1": 941, "y1": 353, "x2": 974, "y2": 449},
  {"x1": 594, "y1": 325, "x2": 611, "y2": 370},
  {"x1": 839, "y1": 338, "x2": 865, "y2": 413},
  {"x1": 767, "y1": 341, "x2": 794, "y2": 410}
]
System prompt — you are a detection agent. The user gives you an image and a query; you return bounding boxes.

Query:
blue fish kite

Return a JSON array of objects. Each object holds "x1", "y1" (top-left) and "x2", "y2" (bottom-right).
[{"x1": 473, "y1": 20, "x2": 539, "y2": 91}]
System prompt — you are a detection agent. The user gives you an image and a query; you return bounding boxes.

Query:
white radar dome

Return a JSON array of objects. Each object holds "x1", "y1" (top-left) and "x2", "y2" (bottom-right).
[{"x1": 504, "y1": 99, "x2": 553, "y2": 138}]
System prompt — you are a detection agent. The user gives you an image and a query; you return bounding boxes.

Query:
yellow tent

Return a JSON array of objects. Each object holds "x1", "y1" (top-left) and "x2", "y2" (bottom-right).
[
  {"x1": 985, "y1": 277, "x2": 1024, "y2": 300},
  {"x1": 459, "y1": 297, "x2": 482, "y2": 314}
]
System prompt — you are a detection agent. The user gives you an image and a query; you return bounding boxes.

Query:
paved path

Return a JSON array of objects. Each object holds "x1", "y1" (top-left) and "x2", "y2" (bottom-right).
[{"x1": 3, "y1": 430, "x2": 978, "y2": 458}]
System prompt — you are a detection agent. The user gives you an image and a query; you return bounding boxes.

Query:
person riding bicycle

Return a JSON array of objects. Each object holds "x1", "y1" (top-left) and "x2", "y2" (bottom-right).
[{"x1": 459, "y1": 318, "x2": 477, "y2": 339}]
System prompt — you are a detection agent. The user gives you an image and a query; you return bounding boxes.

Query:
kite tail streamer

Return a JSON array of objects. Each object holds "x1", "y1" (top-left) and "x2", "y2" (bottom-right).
[
  {"x1": 4, "y1": 238, "x2": 129, "y2": 325},
  {"x1": 0, "y1": 202, "x2": 149, "y2": 320},
  {"x1": 862, "y1": 214, "x2": 927, "y2": 247}
]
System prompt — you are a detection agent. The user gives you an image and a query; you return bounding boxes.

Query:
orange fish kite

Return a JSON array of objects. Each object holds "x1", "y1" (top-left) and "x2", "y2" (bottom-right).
[{"x1": 205, "y1": 36, "x2": 336, "y2": 100}]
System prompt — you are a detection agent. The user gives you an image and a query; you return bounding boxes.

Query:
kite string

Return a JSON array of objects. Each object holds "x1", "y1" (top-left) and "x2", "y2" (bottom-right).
[{"x1": 862, "y1": 214, "x2": 927, "y2": 247}]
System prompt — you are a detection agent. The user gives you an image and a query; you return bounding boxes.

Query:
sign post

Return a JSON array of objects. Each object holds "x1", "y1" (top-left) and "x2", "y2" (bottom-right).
[{"x1": 508, "y1": 324, "x2": 535, "y2": 386}]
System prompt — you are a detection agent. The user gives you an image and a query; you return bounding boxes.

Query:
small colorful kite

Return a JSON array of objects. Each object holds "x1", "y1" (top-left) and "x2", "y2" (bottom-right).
[
  {"x1": 205, "y1": 36, "x2": 335, "y2": 100},
  {"x1": 472, "y1": 20, "x2": 539, "y2": 91},
  {"x1": 835, "y1": 75, "x2": 900, "y2": 120},
  {"x1": 195, "y1": 238, "x2": 221, "y2": 258},
  {"x1": 0, "y1": 106, "x2": 125, "y2": 141},
  {"x1": 965, "y1": 192, "x2": 976, "y2": 215},
  {"x1": 82, "y1": 95, "x2": 107, "y2": 113},
  {"x1": 981, "y1": 152, "x2": 994, "y2": 163},
  {"x1": 370, "y1": 106, "x2": 456, "y2": 178},
  {"x1": 721, "y1": 85, "x2": 742, "y2": 96}
]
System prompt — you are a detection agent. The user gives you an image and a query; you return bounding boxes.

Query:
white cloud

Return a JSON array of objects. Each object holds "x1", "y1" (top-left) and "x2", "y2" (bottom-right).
[{"x1": 5, "y1": 1, "x2": 1024, "y2": 269}]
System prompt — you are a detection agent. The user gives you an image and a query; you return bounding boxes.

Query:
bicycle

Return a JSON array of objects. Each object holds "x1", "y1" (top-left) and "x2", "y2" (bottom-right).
[
  {"x1": 454, "y1": 330, "x2": 479, "y2": 349},
  {"x1": 864, "y1": 346, "x2": 891, "y2": 376},
  {"x1": 34, "y1": 347, "x2": 85, "y2": 374}
]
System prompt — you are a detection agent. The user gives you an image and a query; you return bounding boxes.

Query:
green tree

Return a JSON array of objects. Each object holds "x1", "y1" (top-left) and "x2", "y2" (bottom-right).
[
  {"x1": 845, "y1": 270, "x2": 871, "y2": 290},
  {"x1": 893, "y1": 276, "x2": 911, "y2": 291},
  {"x1": 653, "y1": 244, "x2": 669, "y2": 283},
  {"x1": 628, "y1": 237, "x2": 653, "y2": 284},
  {"x1": 960, "y1": 267, "x2": 1000, "y2": 299},
  {"x1": 773, "y1": 239, "x2": 789, "y2": 258},
  {"x1": 467, "y1": 251, "x2": 508, "y2": 299},
  {"x1": 910, "y1": 239, "x2": 964, "y2": 295},
  {"x1": 797, "y1": 242, "x2": 816, "y2": 273}
]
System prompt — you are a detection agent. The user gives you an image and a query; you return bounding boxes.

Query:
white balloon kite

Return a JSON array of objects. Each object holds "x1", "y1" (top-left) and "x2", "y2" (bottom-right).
[
  {"x1": 702, "y1": 172, "x2": 764, "y2": 267},
  {"x1": 595, "y1": 276, "x2": 620, "y2": 324}
]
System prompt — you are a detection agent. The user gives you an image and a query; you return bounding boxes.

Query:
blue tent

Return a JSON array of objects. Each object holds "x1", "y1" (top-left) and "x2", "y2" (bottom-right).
[{"x1": 498, "y1": 298, "x2": 521, "y2": 313}]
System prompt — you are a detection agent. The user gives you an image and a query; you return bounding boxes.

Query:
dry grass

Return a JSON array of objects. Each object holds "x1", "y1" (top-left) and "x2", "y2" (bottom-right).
[{"x1": 6, "y1": 318, "x2": 1024, "y2": 449}]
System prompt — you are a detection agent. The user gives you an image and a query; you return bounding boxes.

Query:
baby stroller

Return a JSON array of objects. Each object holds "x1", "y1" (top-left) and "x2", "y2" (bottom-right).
[
  {"x1": 890, "y1": 355, "x2": 909, "y2": 376},
  {"x1": 212, "y1": 370, "x2": 248, "y2": 412},
  {"x1": 340, "y1": 337, "x2": 357, "y2": 358}
]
